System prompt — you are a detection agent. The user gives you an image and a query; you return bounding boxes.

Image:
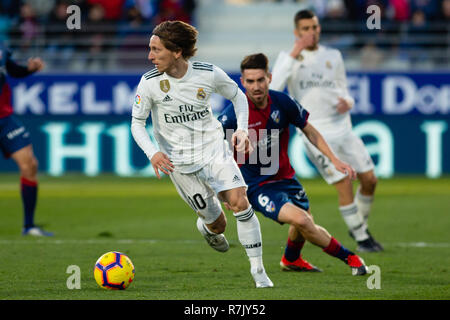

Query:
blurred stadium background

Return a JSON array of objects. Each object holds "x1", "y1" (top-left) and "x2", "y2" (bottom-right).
[
  {"x1": 0, "y1": 0, "x2": 449, "y2": 301},
  {"x1": 2, "y1": 0, "x2": 449, "y2": 71},
  {"x1": 0, "y1": 0, "x2": 449, "y2": 177}
]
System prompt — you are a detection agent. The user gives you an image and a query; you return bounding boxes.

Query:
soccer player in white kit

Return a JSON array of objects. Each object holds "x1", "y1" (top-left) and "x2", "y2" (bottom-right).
[
  {"x1": 131, "y1": 20, "x2": 273, "y2": 288},
  {"x1": 270, "y1": 10, "x2": 383, "y2": 252}
]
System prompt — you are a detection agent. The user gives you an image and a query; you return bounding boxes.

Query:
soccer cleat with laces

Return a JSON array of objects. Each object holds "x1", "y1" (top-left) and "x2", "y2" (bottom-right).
[
  {"x1": 251, "y1": 267, "x2": 274, "y2": 288},
  {"x1": 196, "y1": 218, "x2": 229, "y2": 252},
  {"x1": 202, "y1": 232, "x2": 229, "y2": 252},
  {"x1": 22, "y1": 226, "x2": 54, "y2": 237},
  {"x1": 280, "y1": 254, "x2": 322, "y2": 272},
  {"x1": 346, "y1": 254, "x2": 368, "y2": 276}
]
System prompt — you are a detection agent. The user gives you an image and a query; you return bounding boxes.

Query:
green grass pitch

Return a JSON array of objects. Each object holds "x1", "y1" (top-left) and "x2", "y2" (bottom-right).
[{"x1": 0, "y1": 174, "x2": 449, "y2": 300}]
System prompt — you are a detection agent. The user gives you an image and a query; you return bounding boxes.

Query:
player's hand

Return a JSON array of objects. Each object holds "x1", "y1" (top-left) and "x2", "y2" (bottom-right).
[
  {"x1": 27, "y1": 58, "x2": 45, "y2": 72},
  {"x1": 332, "y1": 158, "x2": 356, "y2": 181},
  {"x1": 223, "y1": 202, "x2": 232, "y2": 211},
  {"x1": 336, "y1": 97, "x2": 352, "y2": 114},
  {"x1": 290, "y1": 34, "x2": 315, "y2": 59},
  {"x1": 150, "y1": 152, "x2": 174, "y2": 179},
  {"x1": 232, "y1": 129, "x2": 253, "y2": 154}
]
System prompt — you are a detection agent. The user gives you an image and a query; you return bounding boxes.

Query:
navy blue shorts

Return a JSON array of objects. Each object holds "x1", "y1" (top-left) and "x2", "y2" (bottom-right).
[
  {"x1": 0, "y1": 116, "x2": 31, "y2": 158},
  {"x1": 247, "y1": 178, "x2": 310, "y2": 224}
]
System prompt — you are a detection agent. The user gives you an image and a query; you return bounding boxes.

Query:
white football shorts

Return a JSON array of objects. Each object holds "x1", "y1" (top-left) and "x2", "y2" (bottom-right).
[
  {"x1": 302, "y1": 130, "x2": 375, "y2": 185},
  {"x1": 169, "y1": 140, "x2": 247, "y2": 224}
]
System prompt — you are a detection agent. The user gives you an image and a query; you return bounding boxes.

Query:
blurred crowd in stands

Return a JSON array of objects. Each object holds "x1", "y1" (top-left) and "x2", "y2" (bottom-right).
[
  {"x1": 0, "y1": 0, "x2": 448, "y2": 71},
  {"x1": 231, "y1": 0, "x2": 450, "y2": 23},
  {"x1": 0, "y1": 0, "x2": 196, "y2": 70}
]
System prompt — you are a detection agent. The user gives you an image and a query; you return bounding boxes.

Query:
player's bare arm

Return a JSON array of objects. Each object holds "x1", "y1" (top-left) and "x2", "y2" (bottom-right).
[{"x1": 301, "y1": 123, "x2": 356, "y2": 180}]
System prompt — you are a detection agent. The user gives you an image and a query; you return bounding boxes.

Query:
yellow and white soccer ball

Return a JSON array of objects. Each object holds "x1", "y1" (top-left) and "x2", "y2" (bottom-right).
[{"x1": 94, "y1": 251, "x2": 135, "y2": 290}]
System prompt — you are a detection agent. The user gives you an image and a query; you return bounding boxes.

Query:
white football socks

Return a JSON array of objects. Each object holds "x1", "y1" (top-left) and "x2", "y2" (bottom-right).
[
  {"x1": 339, "y1": 202, "x2": 369, "y2": 242},
  {"x1": 233, "y1": 206, "x2": 263, "y2": 265},
  {"x1": 355, "y1": 188, "x2": 374, "y2": 229}
]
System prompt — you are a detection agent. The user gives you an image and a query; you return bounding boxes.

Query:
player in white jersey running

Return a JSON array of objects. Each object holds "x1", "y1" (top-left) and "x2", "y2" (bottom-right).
[
  {"x1": 131, "y1": 20, "x2": 273, "y2": 288},
  {"x1": 270, "y1": 10, "x2": 383, "y2": 252}
]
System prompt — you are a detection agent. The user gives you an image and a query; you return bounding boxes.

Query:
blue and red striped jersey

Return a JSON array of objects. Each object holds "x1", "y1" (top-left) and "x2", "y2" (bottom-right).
[
  {"x1": 0, "y1": 43, "x2": 34, "y2": 118},
  {"x1": 219, "y1": 89, "x2": 309, "y2": 188}
]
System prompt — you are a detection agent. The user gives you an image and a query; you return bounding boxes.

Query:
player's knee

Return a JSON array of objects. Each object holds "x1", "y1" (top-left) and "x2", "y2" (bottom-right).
[
  {"x1": 19, "y1": 156, "x2": 39, "y2": 178},
  {"x1": 369, "y1": 175, "x2": 378, "y2": 188},
  {"x1": 291, "y1": 212, "x2": 311, "y2": 231},
  {"x1": 30, "y1": 156, "x2": 39, "y2": 174},
  {"x1": 361, "y1": 174, "x2": 377, "y2": 194},
  {"x1": 227, "y1": 195, "x2": 249, "y2": 213}
]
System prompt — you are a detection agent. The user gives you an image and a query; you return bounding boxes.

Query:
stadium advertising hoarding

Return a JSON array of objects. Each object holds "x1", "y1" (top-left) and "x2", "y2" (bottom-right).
[{"x1": 1, "y1": 72, "x2": 449, "y2": 177}]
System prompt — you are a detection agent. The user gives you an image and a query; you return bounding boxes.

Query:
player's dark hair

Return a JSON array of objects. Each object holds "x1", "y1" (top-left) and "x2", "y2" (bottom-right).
[
  {"x1": 152, "y1": 20, "x2": 198, "y2": 59},
  {"x1": 294, "y1": 9, "x2": 317, "y2": 26},
  {"x1": 240, "y1": 53, "x2": 269, "y2": 73}
]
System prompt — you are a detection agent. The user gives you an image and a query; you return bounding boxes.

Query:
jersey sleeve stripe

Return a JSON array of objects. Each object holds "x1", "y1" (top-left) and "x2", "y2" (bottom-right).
[
  {"x1": 132, "y1": 116, "x2": 148, "y2": 120},
  {"x1": 193, "y1": 67, "x2": 213, "y2": 72},
  {"x1": 144, "y1": 71, "x2": 163, "y2": 79},
  {"x1": 193, "y1": 62, "x2": 213, "y2": 68}
]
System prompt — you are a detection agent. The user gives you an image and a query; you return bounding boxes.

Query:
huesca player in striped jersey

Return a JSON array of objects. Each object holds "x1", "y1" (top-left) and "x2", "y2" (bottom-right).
[{"x1": 219, "y1": 53, "x2": 368, "y2": 276}]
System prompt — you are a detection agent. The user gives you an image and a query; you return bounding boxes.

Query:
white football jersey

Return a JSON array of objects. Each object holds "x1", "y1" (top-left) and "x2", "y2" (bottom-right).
[
  {"x1": 132, "y1": 61, "x2": 248, "y2": 173},
  {"x1": 271, "y1": 45, "x2": 355, "y2": 137}
]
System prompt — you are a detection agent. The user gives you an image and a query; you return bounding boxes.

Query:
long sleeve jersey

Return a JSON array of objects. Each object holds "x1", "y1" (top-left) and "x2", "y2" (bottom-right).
[{"x1": 270, "y1": 45, "x2": 354, "y2": 138}]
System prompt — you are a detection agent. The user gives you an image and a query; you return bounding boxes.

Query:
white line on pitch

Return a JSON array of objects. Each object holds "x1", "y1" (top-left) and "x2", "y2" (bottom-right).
[{"x1": 0, "y1": 239, "x2": 449, "y2": 248}]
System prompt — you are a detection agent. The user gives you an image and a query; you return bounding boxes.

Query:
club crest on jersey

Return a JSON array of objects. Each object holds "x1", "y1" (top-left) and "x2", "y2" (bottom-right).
[
  {"x1": 196, "y1": 88, "x2": 206, "y2": 100},
  {"x1": 326, "y1": 61, "x2": 332, "y2": 69},
  {"x1": 270, "y1": 110, "x2": 280, "y2": 123},
  {"x1": 266, "y1": 201, "x2": 276, "y2": 213},
  {"x1": 160, "y1": 80, "x2": 170, "y2": 93}
]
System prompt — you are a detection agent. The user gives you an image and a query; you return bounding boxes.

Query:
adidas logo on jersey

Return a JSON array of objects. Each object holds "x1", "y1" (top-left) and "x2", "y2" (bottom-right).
[
  {"x1": 162, "y1": 95, "x2": 173, "y2": 102},
  {"x1": 232, "y1": 175, "x2": 240, "y2": 183}
]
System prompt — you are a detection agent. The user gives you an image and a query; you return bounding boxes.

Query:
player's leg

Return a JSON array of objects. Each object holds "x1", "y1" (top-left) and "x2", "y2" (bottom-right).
[
  {"x1": 219, "y1": 186, "x2": 273, "y2": 288},
  {"x1": 355, "y1": 169, "x2": 377, "y2": 228},
  {"x1": 248, "y1": 179, "x2": 319, "y2": 272},
  {"x1": 355, "y1": 170, "x2": 383, "y2": 250},
  {"x1": 302, "y1": 136, "x2": 373, "y2": 248},
  {"x1": 207, "y1": 141, "x2": 272, "y2": 288},
  {"x1": 195, "y1": 200, "x2": 230, "y2": 253},
  {"x1": 279, "y1": 203, "x2": 331, "y2": 246},
  {"x1": 1, "y1": 115, "x2": 52, "y2": 237},
  {"x1": 278, "y1": 203, "x2": 368, "y2": 275},
  {"x1": 338, "y1": 133, "x2": 383, "y2": 251},
  {"x1": 332, "y1": 176, "x2": 376, "y2": 250},
  {"x1": 169, "y1": 170, "x2": 230, "y2": 252},
  {"x1": 10, "y1": 144, "x2": 51, "y2": 236},
  {"x1": 280, "y1": 223, "x2": 322, "y2": 272}
]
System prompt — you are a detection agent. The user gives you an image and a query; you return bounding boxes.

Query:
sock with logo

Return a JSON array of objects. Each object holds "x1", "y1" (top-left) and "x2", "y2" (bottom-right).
[{"x1": 234, "y1": 205, "x2": 263, "y2": 269}]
